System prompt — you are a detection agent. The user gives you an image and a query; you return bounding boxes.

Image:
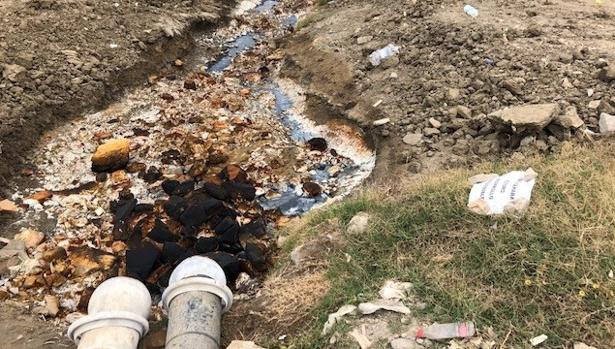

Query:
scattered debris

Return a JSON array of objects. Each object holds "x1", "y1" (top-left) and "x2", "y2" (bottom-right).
[
  {"x1": 463, "y1": 5, "x2": 479, "y2": 17},
  {"x1": 373, "y1": 117, "x2": 390, "y2": 126},
  {"x1": 530, "y1": 334, "x2": 548, "y2": 346},
  {"x1": 226, "y1": 341, "x2": 266, "y2": 349},
  {"x1": 468, "y1": 168, "x2": 537, "y2": 215},
  {"x1": 378, "y1": 280, "x2": 412, "y2": 300},
  {"x1": 322, "y1": 304, "x2": 357, "y2": 334},
  {"x1": 358, "y1": 299, "x2": 411, "y2": 315},
  {"x1": 369, "y1": 44, "x2": 400, "y2": 67},
  {"x1": 574, "y1": 343, "x2": 597, "y2": 349},
  {"x1": 349, "y1": 320, "x2": 393, "y2": 349}
]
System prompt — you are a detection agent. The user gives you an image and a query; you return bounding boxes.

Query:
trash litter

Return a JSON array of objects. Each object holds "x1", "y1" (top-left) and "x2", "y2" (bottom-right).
[
  {"x1": 322, "y1": 304, "x2": 357, "y2": 334},
  {"x1": 574, "y1": 342, "x2": 597, "y2": 349},
  {"x1": 369, "y1": 44, "x2": 400, "y2": 66},
  {"x1": 464, "y1": 5, "x2": 479, "y2": 17},
  {"x1": 373, "y1": 117, "x2": 390, "y2": 126},
  {"x1": 530, "y1": 334, "x2": 548, "y2": 346},
  {"x1": 415, "y1": 322, "x2": 475, "y2": 340},
  {"x1": 358, "y1": 299, "x2": 411, "y2": 315},
  {"x1": 467, "y1": 168, "x2": 537, "y2": 215},
  {"x1": 227, "y1": 341, "x2": 266, "y2": 349},
  {"x1": 379, "y1": 280, "x2": 412, "y2": 300}
]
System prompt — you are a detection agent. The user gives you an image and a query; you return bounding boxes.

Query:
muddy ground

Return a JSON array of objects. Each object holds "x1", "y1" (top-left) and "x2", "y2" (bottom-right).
[{"x1": 0, "y1": 0, "x2": 233, "y2": 186}]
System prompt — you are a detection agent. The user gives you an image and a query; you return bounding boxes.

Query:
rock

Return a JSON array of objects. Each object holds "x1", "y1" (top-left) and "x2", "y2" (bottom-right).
[
  {"x1": 423, "y1": 127, "x2": 440, "y2": 136},
  {"x1": 381, "y1": 55, "x2": 400, "y2": 69},
  {"x1": 14, "y1": 229, "x2": 44, "y2": 249},
  {"x1": 489, "y1": 103, "x2": 559, "y2": 130},
  {"x1": 26, "y1": 190, "x2": 53, "y2": 203},
  {"x1": 42, "y1": 247, "x2": 67, "y2": 262},
  {"x1": 303, "y1": 182, "x2": 322, "y2": 197},
  {"x1": 183, "y1": 78, "x2": 197, "y2": 90},
  {"x1": 588, "y1": 100, "x2": 601, "y2": 110},
  {"x1": 2, "y1": 64, "x2": 26, "y2": 82},
  {"x1": 402, "y1": 133, "x2": 423, "y2": 146},
  {"x1": 428, "y1": 118, "x2": 441, "y2": 128},
  {"x1": 226, "y1": 341, "x2": 265, "y2": 349},
  {"x1": 447, "y1": 88, "x2": 460, "y2": 101},
  {"x1": 598, "y1": 98, "x2": 615, "y2": 115},
  {"x1": 501, "y1": 79, "x2": 522, "y2": 95},
  {"x1": 599, "y1": 113, "x2": 615, "y2": 134},
  {"x1": 562, "y1": 77, "x2": 573, "y2": 89},
  {"x1": 39, "y1": 295, "x2": 60, "y2": 317},
  {"x1": 307, "y1": 137, "x2": 328, "y2": 152},
  {"x1": 555, "y1": 106, "x2": 584, "y2": 129},
  {"x1": 0, "y1": 199, "x2": 19, "y2": 213},
  {"x1": 456, "y1": 106, "x2": 472, "y2": 118},
  {"x1": 91, "y1": 139, "x2": 130, "y2": 172},
  {"x1": 356, "y1": 36, "x2": 373, "y2": 45},
  {"x1": 598, "y1": 66, "x2": 615, "y2": 82},
  {"x1": 347, "y1": 212, "x2": 369, "y2": 234},
  {"x1": 0, "y1": 239, "x2": 27, "y2": 260}
]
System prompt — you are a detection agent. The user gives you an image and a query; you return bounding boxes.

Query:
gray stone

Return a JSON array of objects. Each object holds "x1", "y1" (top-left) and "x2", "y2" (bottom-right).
[
  {"x1": 428, "y1": 117, "x2": 441, "y2": 128},
  {"x1": 598, "y1": 98, "x2": 615, "y2": 115},
  {"x1": 456, "y1": 105, "x2": 472, "y2": 118},
  {"x1": 599, "y1": 113, "x2": 615, "y2": 134},
  {"x1": 555, "y1": 106, "x2": 584, "y2": 129},
  {"x1": 598, "y1": 66, "x2": 615, "y2": 82},
  {"x1": 356, "y1": 35, "x2": 373, "y2": 45},
  {"x1": 423, "y1": 127, "x2": 440, "y2": 136},
  {"x1": 489, "y1": 103, "x2": 559, "y2": 130},
  {"x1": 402, "y1": 133, "x2": 423, "y2": 146}
]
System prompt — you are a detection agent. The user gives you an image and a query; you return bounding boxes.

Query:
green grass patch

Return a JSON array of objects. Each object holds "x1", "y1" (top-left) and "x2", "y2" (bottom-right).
[{"x1": 288, "y1": 143, "x2": 615, "y2": 348}]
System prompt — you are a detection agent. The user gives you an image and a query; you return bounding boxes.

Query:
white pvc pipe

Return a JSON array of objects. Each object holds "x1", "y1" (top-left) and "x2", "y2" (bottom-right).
[
  {"x1": 68, "y1": 277, "x2": 152, "y2": 349},
  {"x1": 161, "y1": 256, "x2": 233, "y2": 349}
]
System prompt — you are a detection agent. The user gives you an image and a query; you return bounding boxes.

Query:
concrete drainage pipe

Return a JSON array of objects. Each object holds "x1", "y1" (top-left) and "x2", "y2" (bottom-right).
[
  {"x1": 161, "y1": 256, "x2": 233, "y2": 349},
  {"x1": 67, "y1": 276, "x2": 152, "y2": 349}
]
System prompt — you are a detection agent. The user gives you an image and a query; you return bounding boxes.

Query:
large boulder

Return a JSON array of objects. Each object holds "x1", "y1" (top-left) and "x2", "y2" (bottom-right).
[
  {"x1": 489, "y1": 103, "x2": 559, "y2": 130},
  {"x1": 91, "y1": 139, "x2": 130, "y2": 172}
]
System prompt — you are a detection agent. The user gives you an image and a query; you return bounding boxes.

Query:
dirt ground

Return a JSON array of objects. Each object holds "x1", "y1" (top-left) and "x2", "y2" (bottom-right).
[
  {"x1": 283, "y1": 0, "x2": 615, "y2": 179},
  {"x1": 0, "y1": 0, "x2": 233, "y2": 187}
]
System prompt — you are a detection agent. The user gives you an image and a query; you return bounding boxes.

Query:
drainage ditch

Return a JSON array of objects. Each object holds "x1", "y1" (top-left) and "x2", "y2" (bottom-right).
[{"x1": 0, "y1": 0, "x2": 374, "y2": 322}]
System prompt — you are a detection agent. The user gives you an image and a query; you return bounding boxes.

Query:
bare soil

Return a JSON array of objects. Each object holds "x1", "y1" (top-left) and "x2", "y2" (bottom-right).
[{"x1": 0, "y1": 0, "x2": 233, "y2": 187}]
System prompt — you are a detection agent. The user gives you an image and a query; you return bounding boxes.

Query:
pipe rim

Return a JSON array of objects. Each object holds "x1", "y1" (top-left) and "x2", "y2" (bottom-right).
[
  {"x1": 161, "y1": 277, "x2": 233, "y2": 312},
  {"x1": 67, "y1": 310, "x2": 150, "y2": 343}
]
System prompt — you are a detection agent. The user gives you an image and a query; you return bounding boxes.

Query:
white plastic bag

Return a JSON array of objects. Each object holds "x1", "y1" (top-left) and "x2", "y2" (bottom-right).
[
  {"x1": 369, "y1": 44, "x2": 400, "y2": 66},
  {"x1": 467, "y1": 168, "x2": 537, "y2": 215}
]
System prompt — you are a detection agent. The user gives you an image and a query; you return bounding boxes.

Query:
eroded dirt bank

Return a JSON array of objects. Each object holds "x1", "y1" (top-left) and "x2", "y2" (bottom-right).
[{"x1": 0, "y1": 0, "x2": 234, "y2": 186}]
